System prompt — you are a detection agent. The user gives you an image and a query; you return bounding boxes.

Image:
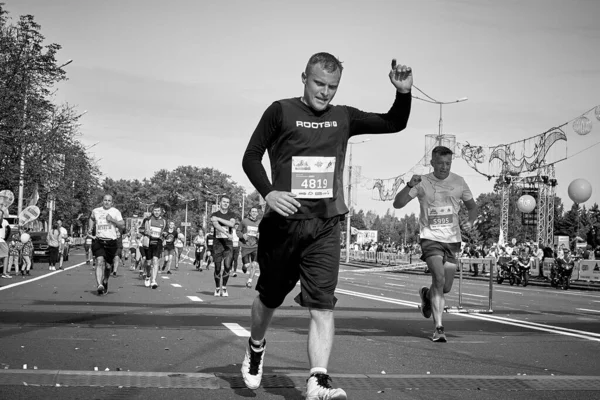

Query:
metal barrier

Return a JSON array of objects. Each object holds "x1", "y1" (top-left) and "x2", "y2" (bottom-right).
[{"x1": 341, "y1": 250, "x2": 412, "y2": 265}]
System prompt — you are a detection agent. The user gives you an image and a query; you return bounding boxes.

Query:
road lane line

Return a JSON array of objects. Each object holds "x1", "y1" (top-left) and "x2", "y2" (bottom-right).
[
  {"x1": 171, "y1": 284, "x2": 182, "y2": 288},
  {"x1": 461, "y1": 293, "x2": 487, "y2": 298},
  {"x1": 335, "y1": 288, "x2": 600, "y2": 342},
  {"x1": 0, "y1": 262, "x2": 85, "y2": 292},
  {"x1": 576, "y1": 308, "x2": 600, "y2": 313},
  {"x1": 385, "y1": 283, "x2": 405, "y2": 287},
  {"x1": 223, "y1": 323, "x2": 250, "y2": 337},
  {"x1": 496, "y1": 290, "x2": 522, "y2": 294},
  {"x1": 187, "y1": 296, "x2": 203, "y2": 302},
  {"x1": 161, "y1": 276, "x2": 170, "y2": 279}
]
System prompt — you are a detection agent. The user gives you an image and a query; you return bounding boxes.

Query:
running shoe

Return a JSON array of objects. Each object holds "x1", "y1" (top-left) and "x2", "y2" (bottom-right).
[
  {"x1": 432, "y1": 326, "x2": 447, "y2": 343},
  {"x1": 166, "y1": 271, "x2": 172, "y2": 275},
  {"x1": 242, "y1": 265, "x2": 247, "y2": 274},
  {"x1": 97, "y1": 284, "x2": 105, "y2": 295},
  {"x1": 305, "y1": 373, "x2": 347, "y2": 400},
  {"x1": 232, "y1": 272, "x2": 237, "y2": 277},
  {"x1": 112, "y1": 271, "x2": 117, "y2": 277},
  {"x1": 214, "y1": 288, "x2": 221, "y2": 297},
  {"x1": 86, "y1": 260, "x2": 90, "y2": 265},
  {"x1": 151, "y1": 280, "x2": 158, "y2": 289},
  {"x1": 221, "y1": 288, "x2": 228, "y2": 297},
  {"x1": 419, "y1": 287, "x2": 432, "y2": 319},
  {"x1": 246, "y1": 281, "x2": 252, "y2": 288},
  {"x1": 144, "y1": 278, "x2": 151, "y2": 287},
  {"x1": 241, "y1": 338, "x2": 266, "y2": 390},
  {"x1": 103, "y1": 280, "x2": 109, "y2": 294}
]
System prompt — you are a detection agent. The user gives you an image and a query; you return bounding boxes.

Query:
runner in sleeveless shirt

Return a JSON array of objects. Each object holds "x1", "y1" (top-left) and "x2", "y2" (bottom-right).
[
  {"x1": 193, "y1": 228, "x2": 206, "y2": 270},
  {"x1": 205, "y1": 230, "x2": 214, "y2": 270},
  {"x1": 88, "y1": 194, "x2": 125, "y2": 295},
  {"x1": 238, "y1": 207, "x2": 260, "y2": 288},
  {"x1": 241, "y1": 53, "x2": 413, "y2": 398},
  {"x1": 393, "y1": 146, "x2": 478, "y2": 342},
  {"x1": 141, "y1": 205, "x2": 167, "y2": 289},
  {"x1": 210, "y1": 195, "x2": 237, "y2": 297},
  {"x1": 162, "y1": 221, "x2": 177, "y2": 275}
]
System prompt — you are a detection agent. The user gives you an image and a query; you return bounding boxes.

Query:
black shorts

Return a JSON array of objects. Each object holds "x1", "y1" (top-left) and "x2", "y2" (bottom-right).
[
  {"x1": 92, "y1": 239, "x2": 118, "y2": 262},
  {"x1": 242, "y1": 249, "x2": 258, "y2": 264},
  {"x1": 256, "y1": 215, "x2": 341, "y2": 310},
  {"x1": 139, "y1": 247, "x2": 149, "y2": 259},
  {"x1": 148, "y1": 241, "x2": 163, "y2": 259},
  {"x1": 420, "y1": 239, "x2": 461, "y2": 265}
]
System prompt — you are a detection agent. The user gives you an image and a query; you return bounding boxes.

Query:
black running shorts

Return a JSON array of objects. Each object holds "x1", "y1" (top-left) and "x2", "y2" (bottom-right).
[
  {"x1": 420, "y1": 239, "x2": 461, "y2": 265},
  {"x1": 92, "y1": 238, "x2": 118, "y2": 262},
  {"x1": 256, "y1": 215, "x2": 341, "y2": 310},
  {"x1": 147, "y1": 241, "x2": 163, "y2": 259}
]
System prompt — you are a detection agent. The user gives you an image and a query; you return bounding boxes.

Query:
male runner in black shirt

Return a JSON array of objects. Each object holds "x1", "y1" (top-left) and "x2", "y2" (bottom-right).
[{"x1": 241, "y1": 52, "x2": 413, "y2": 399}]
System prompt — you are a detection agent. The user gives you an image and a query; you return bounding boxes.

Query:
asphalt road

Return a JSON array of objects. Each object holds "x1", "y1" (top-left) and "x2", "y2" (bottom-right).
[{"x1": 1, "y1": 248, "x2": 599, "y2": 399}]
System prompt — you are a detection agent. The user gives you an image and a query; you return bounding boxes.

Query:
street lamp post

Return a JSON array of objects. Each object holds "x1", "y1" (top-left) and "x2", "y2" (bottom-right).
[
  {"x1": 346, "y1": 139, "x2": 370, "y2": 263},
  {"x1": 176, "y1": 192, "x2": 195, "y2": 246}
]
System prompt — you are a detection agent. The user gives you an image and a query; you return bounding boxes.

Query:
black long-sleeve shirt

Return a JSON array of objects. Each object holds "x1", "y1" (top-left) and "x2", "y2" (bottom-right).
[{"x1": 243, "y1": 91, "x2": 411, "y2": 219}]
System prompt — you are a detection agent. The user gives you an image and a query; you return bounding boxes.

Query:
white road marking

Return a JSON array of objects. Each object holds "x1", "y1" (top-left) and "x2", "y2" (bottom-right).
[
  {"x1": 223, "y1": 323, "x2": 250, "y2": 337},
  {"x1": 171, "y1": 284, "x2": 182, "y2": 288},
  {"x1": 161, "y1": 276, "x2": 170, "y2": 279},
  {"x1": 461, "y1": 293, "x2": 487, "y2": 298},
  {"x1": 385, "y1": 283, "x2": 405, "y2": 287},
  {"x1": 496, "y1": 289, "x2": 522, "y2": 294},
  {"x1": 335, "y1": 288, "x2": 600, "y2": 343},
  {"x1": 187, "y1": 296, "x2": 203, "y2": 302},
  {"x1": 576, "y1": 308, "x2": 600, "y2": 313},
  {"x1": 0, "y1": 262, "x2": 85, "y2": 292}
]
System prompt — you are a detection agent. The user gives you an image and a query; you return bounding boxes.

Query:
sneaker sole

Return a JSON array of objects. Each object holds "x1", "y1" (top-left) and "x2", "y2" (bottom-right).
[{"x1": 419, "y1": 287, "x2": 432, "y2": 319}]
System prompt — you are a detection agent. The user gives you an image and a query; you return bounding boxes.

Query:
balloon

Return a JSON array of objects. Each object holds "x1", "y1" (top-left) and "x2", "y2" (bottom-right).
[
  {"x1": 19, "y1": 205, "x2": 40, "y2": 226},
  {"x1": 568, "y1": 179, "x2": 592, "y2": 204},
  {"x1": 573, "y1": 116, "x2": 592, "y2": 135},
  {"x1": 0, "y1": 190, "x2": 14, "y2": 209},
  {"x1": 178, "y1": 233, "x2": 185, "y2": 241},
  {"x1": 517, "y1": 195, "x2": 536, "y2": 213},
  {"x1": 20, "y1": 233, "x2": 30, "y2": 244}
]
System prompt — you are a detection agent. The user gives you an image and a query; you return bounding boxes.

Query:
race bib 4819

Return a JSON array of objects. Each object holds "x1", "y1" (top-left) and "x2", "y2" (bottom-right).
[{"x1": 291, "y1": 156, "x2": 335, "y2": 199}]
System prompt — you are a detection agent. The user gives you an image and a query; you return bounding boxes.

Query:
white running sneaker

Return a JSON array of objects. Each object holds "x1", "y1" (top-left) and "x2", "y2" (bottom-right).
[
  {"x1": 305, "y1": 373, "x2": 347, "y2": 400},
  {"x1": 144, "y1": 278, "x2": 151, "y2": 287},
  {"x1": 241, "y1": 338, "x2": 266, "y2": 390},
  {"x1": 221, "y1": 288, "x2": 228, "y2": 297},
  {"x1": 214, "y1": 288, "x2": 221, "y2": 297}
]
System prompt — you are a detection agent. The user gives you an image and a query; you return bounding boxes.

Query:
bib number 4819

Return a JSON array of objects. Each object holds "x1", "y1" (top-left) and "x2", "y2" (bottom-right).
[{"x1": 300, "y1": 178, "x2": 328, "y2": 189}]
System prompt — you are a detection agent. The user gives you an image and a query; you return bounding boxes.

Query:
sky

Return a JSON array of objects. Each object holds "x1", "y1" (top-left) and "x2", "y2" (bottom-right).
[{"x1": 5, "y1": 0, "x2": 600, "y2": 220}]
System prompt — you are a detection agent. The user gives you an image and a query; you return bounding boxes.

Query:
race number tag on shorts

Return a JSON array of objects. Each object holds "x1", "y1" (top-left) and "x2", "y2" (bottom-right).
[
  {"x1": 246, "y1": 226, "x2": 258, "y2": 237},
  {"x1": 428, "y1": 206, "x2": 454, "y2": 229},
  {"x1": 291, "y1": 156, "x2": 335, "y2": 199}
]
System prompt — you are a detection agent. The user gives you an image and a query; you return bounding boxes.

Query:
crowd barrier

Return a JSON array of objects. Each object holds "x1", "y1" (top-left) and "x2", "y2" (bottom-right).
[
  {"x1": 341, "y1": 250, "x2": 411, "y2": 265},
  {"x1": 341, "y1": 251, "x2": 598, "y2": 283}
]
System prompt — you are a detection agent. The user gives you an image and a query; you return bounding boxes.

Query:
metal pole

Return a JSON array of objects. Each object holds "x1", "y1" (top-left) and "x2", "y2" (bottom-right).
[
  {"x1": 17, "y1": 91, "x2": 28, "y2": 217},
  {"x1": 184, "y1": 201, "x2": 188, "y2": 246},
  {"x1": 438, "y1": 103, "x2": 443, "y2": 139},
  {"x1": 488, "y1": 258, "x2": 494, "y2": 312},
  {"x1": 242, "y1": 193, "x2": 245, "y2": 219},
  {"x1": 205, "y1": 201, "x2": 208, "y2": 231},
  {"x1": 345, "y1": 145, "x2": 352, "y2": 263}
]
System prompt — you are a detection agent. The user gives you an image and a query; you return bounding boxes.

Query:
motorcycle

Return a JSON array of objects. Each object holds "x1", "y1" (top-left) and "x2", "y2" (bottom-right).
[
  {"x1": 496, "y1": 255, "x2": 521, "y2": 285},
  {"x1": 496, "y1": 256, "x2": 512, "y2": 284},
  {"x1": 551, "y1": 256, "x2": 576, "y2": 290}
]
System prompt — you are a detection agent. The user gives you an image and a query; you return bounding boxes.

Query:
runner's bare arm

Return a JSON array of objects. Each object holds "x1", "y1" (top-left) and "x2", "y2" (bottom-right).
[{"x1": 393, "y1": 175, "x2": 421, "y2": 209}]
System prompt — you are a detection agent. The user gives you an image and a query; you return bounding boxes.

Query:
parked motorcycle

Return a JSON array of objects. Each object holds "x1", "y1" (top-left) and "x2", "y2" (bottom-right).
[
  {"x1": 496, "y1": 256, "x2": 512, "y2": 284},
  {"x1": 551, "y1": 256, "x2": 576, "y2": 290}
]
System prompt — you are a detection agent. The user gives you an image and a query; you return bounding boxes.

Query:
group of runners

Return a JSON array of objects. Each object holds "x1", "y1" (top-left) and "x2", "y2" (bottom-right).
[{"x1": 83, "y1": 194, "x2": 263, "y2": 298}]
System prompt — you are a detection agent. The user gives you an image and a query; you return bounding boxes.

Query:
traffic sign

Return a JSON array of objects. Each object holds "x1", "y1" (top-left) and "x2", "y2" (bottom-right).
[{"x1": 181, "y1": 222, "x2": 191, "y2": 227}]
